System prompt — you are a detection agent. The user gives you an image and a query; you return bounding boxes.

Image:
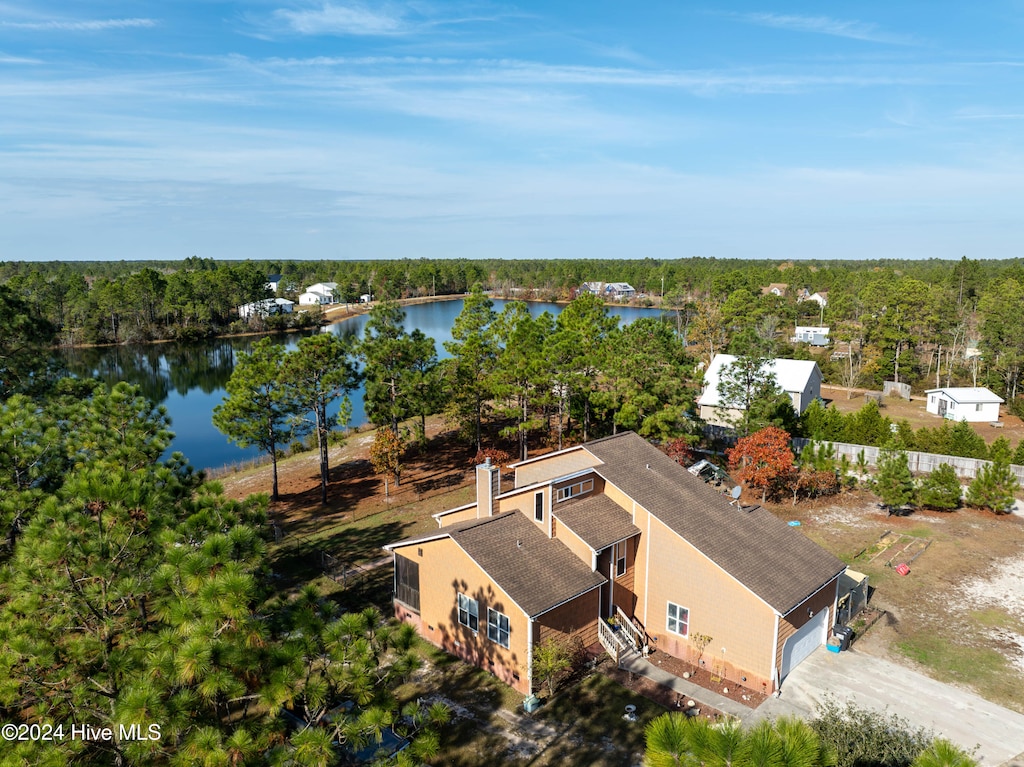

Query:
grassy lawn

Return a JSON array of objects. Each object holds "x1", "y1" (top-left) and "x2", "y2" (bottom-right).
[{"x1": 896, "y1": 633, "x2": 1019, "y2": 706}]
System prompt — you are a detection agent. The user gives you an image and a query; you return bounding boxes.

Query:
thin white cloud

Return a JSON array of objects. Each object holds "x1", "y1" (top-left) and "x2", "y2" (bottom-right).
[
  {"x1": 738, "y1": 13, "x2": 915, "y2": 45},
  {"x1": 0, "y1": 17, "x2": 156, "y2": 31},
  {"x1": 242, "y1": 54, "x2": 921, "y2": 93},
  {"x1": 272, "y1": 3, "x2": 406, "y2": 36},
  {"x1": 0, "y1": 52, "x2": 40, "y2": 64}
]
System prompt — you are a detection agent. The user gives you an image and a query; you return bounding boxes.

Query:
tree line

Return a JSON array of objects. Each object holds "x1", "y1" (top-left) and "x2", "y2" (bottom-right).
[
  {"x1": 5, "y1": 255, "x2": 1024, "y2": 413},
  {"x1": 215, "y1": 285, "x2": 1024, "y2": 507}
]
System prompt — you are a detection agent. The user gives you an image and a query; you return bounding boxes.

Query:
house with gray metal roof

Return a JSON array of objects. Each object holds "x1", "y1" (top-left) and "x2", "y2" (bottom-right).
[{"x1": 384, "y1": 432, "x2": 845, "y2": 697}]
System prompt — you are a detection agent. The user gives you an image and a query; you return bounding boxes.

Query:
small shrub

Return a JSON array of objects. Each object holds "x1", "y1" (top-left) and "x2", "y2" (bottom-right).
[
  {"x1": 472, "y1": 447, "x2": 512, "y2": 467},
  {"x1": 812, "y1": 697, "x2": 933, "y2": 767}
]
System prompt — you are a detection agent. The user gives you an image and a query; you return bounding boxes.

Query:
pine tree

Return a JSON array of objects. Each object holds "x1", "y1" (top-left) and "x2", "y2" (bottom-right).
[
  {"x1": 874, "y1": 444, "x2": 915, "y2": 514},
  {"x1": 443, "y1": 284, "x2": 497, "y2": 452},
  {"x1": 283, "y1": 333, "x2": 360, "y2": 505},
  {"x1": 966, "y1": 440, "x2": 1020, "y2": 514},
  {"x1": 490, "y1": 302, "x2": 554, "y2": 461},
  {"x1": 916, "y1": 463, "x2": 962, "y2": 511},
  {"x1": 213, "y1": 337, "x2": 300, "y2": 501}
]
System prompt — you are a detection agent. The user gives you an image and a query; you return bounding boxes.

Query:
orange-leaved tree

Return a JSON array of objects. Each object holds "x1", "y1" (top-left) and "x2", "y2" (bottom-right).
[{"x1": 726, "y1": 426, "x2": 795, "y2": 503}]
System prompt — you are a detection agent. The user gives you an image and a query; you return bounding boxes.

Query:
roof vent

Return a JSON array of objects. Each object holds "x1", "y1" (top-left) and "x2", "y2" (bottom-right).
[{"x1": 516, "y1": 539, "x2": 522, "y2": 549}]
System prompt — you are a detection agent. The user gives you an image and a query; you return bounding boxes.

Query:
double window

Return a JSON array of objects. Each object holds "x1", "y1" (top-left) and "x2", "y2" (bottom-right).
[
  {"x1": 457, "y1": 593, "x2": 479, "y2": 632},
  {"x1": 555, "y1": 477, "x2": 594, "y2": 502},
  {"x1": 487, "y1": 608, "x2": 510, "y2": 648},
  {"x1": 667, "y1": 602, "x2": 689, "y2": 638}
]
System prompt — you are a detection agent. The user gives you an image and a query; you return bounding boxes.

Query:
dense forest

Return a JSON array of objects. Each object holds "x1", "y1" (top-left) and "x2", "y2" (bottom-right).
[{"x1": 3, "y1": 255, "x2": 1024, "y2": 412}]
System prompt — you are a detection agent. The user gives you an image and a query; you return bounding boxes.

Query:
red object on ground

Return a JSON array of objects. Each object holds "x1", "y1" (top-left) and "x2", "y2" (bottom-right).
[{"x1": 895, "y1": 563, "x2": 910, "y2": 576}]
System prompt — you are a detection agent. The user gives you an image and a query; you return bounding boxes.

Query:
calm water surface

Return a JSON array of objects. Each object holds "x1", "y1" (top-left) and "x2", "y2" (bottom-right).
[{"x1": 59, "y1": 298, "x2": 669, "y2": 470}]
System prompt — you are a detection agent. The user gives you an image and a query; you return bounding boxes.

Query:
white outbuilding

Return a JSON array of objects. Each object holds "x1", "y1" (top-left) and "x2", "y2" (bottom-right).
[{"x1": 925, "y1": 387, "x2": 1004, "y2": 423}]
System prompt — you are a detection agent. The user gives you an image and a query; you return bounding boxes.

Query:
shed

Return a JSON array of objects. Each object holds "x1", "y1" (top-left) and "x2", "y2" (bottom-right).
[{"x1": 925, "y1": 387, "x2": 1004, "y2": 423}]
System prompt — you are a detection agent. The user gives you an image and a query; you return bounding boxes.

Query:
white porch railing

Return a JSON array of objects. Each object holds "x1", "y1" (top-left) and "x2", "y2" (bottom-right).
[
  {"x1": 615, "y1": 606, "x2": 647, "y2": 654},
  {"x1": 597, "y1": 617, "x2": 629, "y2": 665}
]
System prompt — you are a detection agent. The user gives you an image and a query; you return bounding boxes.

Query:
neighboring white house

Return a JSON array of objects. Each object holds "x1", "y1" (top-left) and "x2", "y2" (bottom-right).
[
  {"x1": 266, "y1": 274, "x2": 282, "y2": 293},
  {"x1": 698, "y1": 354, "x2": 823, "y2": 427},
  {"x1": 238, "y1": 297, "x2": 295, "y2": 320},
  {"x1": 925, "y1": 387, "x2": 1004, "y2": 423},
  {"x1": 298, "y1": 282, "x2": 338, "y2": 305},
  {"x1": 792, "y1": 326, "x2": 830, "y2": 346},
  {"x1": 580, "y1": 281, "x2": 636, "y2": 300}
]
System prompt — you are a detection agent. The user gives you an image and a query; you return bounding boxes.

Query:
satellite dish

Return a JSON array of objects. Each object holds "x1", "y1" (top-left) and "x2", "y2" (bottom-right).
[{"x1": 730, "y1": 486, "x2": 742, "y2": 500}]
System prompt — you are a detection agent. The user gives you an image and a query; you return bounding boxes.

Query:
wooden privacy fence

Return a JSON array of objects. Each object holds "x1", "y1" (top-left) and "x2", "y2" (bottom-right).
[
  {"x1": 791, "y1": 439, "x2": 1024, "y2": 482},
  {"x1": 701, "y1": 425, "x2": 1024, "y2": 482}
]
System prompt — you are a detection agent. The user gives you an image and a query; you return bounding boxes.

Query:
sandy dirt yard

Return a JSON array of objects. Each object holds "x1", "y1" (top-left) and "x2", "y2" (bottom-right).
[{"x1": 774, "y1": 490, "x2": 1024, "y2": 712}]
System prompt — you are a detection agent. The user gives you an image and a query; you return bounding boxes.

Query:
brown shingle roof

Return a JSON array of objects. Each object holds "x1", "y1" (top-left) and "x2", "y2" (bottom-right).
[
  {"x1": 583, "y1": 432, "x2": 845, "y2": 614},
  {"x1": 553, "y1": 493, "x2": 640, "y2": 551},
  {"x1": 387, "y1": 513, "x2": 605, "y2": 618}
]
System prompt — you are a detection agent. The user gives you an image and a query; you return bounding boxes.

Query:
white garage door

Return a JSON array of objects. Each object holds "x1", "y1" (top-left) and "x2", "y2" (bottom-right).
[{"x1": 780, "y1": 610, "x2": 828, "y2": 680}]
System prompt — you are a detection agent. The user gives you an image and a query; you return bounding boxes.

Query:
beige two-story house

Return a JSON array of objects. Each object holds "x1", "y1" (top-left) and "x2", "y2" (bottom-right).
[{"x1": 384, "y1": 432, "x2": 845, "y2": 697}]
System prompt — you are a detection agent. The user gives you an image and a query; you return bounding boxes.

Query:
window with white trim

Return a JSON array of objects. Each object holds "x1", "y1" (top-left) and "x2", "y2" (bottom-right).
[
  {"x1": 487, "y1": 608, "x2": 510, "y2": 648},
  {"x1": 666, "y1": 602, "x2": 689, "y2": 637},
  {"x1": 615, "y1": 542, "x2": 626, "y2": 577},
  {"x1": 976, "y1": 403, "x2": 983, "y2": 412},
  {"x1": 457, "y1": 593, "x2": 479, "y2": 632},
  {"x1": 534, "y1": 491, "x2": 544, "y2": 522},
  {"x1": 555, "y1": 477, "x2": 594, "y2": 502}
]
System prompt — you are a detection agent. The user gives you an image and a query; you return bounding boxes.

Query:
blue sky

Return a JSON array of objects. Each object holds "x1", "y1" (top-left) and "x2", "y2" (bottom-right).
[{"x1": 2, "y1": 2, "x2": 1023, "y2": 262}]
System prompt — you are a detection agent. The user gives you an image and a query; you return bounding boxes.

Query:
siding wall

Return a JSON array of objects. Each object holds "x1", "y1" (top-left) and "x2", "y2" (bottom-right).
[
  {"x1": 634, "y1": 511, "x2": 778, "y2": 692},
  {"x1": 535, "y1": 589, "x2": 601, "y2": 652},
  {"x1": 390, "y1": 538, "x2": 531, "y2": 695}
]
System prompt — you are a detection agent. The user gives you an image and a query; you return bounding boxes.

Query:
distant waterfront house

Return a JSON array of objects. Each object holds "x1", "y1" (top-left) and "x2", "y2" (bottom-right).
[
  {"x1": 266, "y1": 274, "x2": 282, "y2": 293},
  {"x1": 925, "y1": 387, "x2": 1004, "y2": 423},
  {"x1": 298, "y1": 282, "x2": 338, "y2": 305},
  {"x1": 238, "y1": 297, "x2": 294, "y2": 320},
  {"x1": 384, "y1": 432, "x2": 845, "y2": 697},
  {"x1": 760, "y1": 283, "x2": 788, "y2": 298},
  {"x1": 697, "y1": 354, "x2": 822, "y2": 427},
  {"x1": 796, "y1": 290, "x2": 828, "y2": 308},
  {"x1": 580, "y1": 281, "x2": 636, "y2": 300},
  {"x1": 792, "y1": 326, "x2": 830, "y2": 346}
]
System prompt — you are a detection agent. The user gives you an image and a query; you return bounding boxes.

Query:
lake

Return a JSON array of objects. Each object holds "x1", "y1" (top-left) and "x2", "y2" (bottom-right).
[{"x1": 59, "y1": 298, "x2": 669, "y2": 470}]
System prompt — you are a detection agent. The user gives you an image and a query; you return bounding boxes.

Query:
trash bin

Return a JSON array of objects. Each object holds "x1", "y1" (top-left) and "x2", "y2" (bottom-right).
[{"x1": 831, "y1": 625, "x2": 854, "y2": 651}]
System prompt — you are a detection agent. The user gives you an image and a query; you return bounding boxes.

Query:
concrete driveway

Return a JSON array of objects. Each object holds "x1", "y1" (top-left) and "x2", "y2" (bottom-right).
[{"x1": 755, "y1": 647, "x2": 1024, "y2": 767}]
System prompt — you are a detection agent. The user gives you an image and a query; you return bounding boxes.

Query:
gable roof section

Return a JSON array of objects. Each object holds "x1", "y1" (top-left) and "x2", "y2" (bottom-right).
[
  {"x1": 553, "y1": 494, "x2": 641, "y2": 552},
  {"x1": 387, "y1": 512, "x2": 605, "y2": 618},
  {"x1": 925, "y1": 387, "x2": 1004, "y2": 404},
  {"x1": 583, "y1": 432, "x2": 845, "y2": 615},
  {"x1": 698, "y1": 354, "x2": 820, "y2": 407}
]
